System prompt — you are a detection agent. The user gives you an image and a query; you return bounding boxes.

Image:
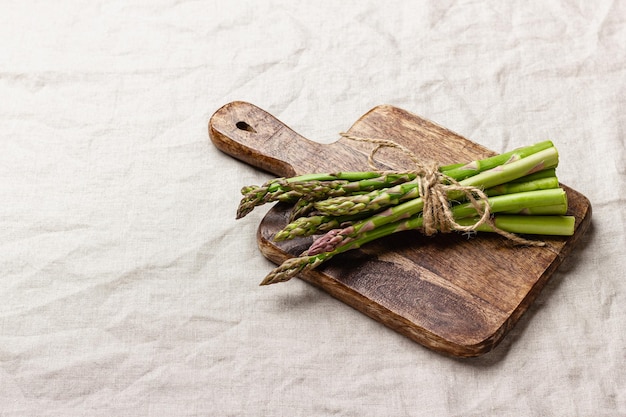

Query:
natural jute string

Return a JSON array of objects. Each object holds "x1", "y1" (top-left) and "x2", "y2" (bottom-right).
[{"x1": 340, "y1": 132, "x2": 545, "y2": 246}]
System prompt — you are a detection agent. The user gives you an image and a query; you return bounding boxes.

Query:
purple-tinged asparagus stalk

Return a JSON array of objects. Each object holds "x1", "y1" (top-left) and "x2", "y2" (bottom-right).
[
  {"x1": 275, "y1": 174, "x2": 561, "y2": 241},
  {"x1": 305, "y1": 146, "x2": 559, "y2": 256},
  {"x1": 261, "y1": 188, "x2": 571, "y2": 285}
]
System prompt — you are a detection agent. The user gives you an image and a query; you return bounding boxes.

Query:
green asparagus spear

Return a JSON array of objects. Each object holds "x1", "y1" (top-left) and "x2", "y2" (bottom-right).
[
  {"x1": 260, "y1": 213, "x2": 574, "y2": 285},
  {"x1": 237, "y1": 172, "x2": 415, "y2": 219},
  {"x1": 267, "y1": 189, "x2": 570, "y2": 284},
  {"x1": 238, "y1": 141, "x2": 555, "y2": 218},
  {"x1": 306, "y1": 146, "x2": 559, "y2": 255}
]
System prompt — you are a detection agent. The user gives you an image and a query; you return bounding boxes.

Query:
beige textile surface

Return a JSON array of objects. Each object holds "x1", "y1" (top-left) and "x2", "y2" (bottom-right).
[{"x1": 1, "y1": 1, "x2": 624, "y2": 416}]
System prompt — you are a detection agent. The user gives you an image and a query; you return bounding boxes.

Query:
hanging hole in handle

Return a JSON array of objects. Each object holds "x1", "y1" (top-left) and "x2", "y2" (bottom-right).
[{"x1": 236, "y1": 121, "x2": 257, "y2": 133}]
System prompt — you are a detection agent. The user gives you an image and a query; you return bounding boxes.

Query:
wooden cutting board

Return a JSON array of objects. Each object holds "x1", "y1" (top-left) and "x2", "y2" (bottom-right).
[{"x1": 209, "y1": 101, "x2": 592, "y2": 357}]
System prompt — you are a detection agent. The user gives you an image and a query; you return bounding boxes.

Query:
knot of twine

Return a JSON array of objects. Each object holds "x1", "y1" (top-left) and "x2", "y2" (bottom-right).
[{"x1": 340, "y1": 132, "x2": 544, "y2": 246}]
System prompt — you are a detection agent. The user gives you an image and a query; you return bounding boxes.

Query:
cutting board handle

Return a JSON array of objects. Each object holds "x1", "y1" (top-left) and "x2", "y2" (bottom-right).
[{"x1": 209, "y1": 101, "x2": 334, "y2": 177}]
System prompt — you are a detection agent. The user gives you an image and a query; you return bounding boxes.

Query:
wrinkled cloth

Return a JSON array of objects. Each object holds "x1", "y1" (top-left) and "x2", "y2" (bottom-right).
[{"x1": 1, "y1": 1, "x2": 624, "y2": 416}]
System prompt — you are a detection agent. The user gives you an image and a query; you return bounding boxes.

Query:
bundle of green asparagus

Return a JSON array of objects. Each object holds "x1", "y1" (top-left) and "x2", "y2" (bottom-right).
[{"x1": 237, "y1": 140, "x2": 575, "y2": 285}]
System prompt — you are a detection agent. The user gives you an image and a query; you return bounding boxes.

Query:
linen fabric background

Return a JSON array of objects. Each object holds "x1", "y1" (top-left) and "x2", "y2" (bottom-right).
[{"x1": 1, "y1": 1, "x2": 624, "y2": 416}]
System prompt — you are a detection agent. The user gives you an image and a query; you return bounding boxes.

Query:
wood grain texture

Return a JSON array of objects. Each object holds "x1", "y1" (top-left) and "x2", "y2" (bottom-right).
[{"x1": 209, "y1": 101, "x2": 592, "y2": 357}]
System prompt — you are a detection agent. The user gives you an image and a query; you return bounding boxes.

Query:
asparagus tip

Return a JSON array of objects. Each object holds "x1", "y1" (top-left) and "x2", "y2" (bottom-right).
[{"x1": 259, "y1": 255, "x2": 327, "y2": 285}]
